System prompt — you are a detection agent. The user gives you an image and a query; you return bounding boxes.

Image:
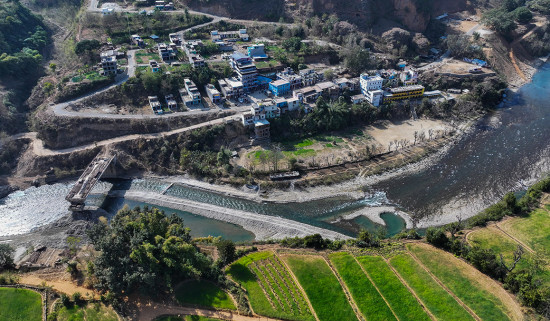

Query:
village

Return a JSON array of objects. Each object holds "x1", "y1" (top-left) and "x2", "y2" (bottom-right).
[{"x1": 92, "y1": 4, "x2": 495, "y2": 142}]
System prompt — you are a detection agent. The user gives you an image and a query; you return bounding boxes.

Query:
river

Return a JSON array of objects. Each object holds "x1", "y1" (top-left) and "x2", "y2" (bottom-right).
[{"x1": 1, "y1": 63, "x2": 549, "y2": 240}]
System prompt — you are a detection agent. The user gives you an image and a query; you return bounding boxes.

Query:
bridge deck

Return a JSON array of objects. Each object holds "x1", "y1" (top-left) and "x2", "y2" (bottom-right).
[{"x1": 66, "y1": 153, "x2": 115, "y2": 209}]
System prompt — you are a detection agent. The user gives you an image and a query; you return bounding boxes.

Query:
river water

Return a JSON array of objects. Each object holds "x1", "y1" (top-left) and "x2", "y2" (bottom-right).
[
  {"x1": 373, "y1": 62, "x2": 550, "y2": 225},
  {"x1": 1, "y1": 63, "x2": 549, "y2": 240}
]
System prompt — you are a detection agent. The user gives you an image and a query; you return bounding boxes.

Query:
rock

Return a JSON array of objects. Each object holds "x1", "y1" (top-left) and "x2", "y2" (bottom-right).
[
  {"x1": 0, "y1": 185, "x2": 16, "y2": 199},
  {"x1": 391, "y1": 0, "x2": 429, "y2": 32},
  {"x1": 382, "y1": 27, "x2": 412, "y2": 49}
]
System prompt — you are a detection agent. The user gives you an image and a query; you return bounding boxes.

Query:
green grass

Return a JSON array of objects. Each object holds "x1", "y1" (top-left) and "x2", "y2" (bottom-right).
[
  {"x1": 324, "y1": 143, "x2": 333, "y2": 148},
  {"x1": 284, "y1": 255, "x2": 358, "y2": 321},
  {"x1": 389, "y1": 253, "x2": 475, "y2": 321},
  {"x1": 357, "y1": 256, "x2": 431, "y2": 321},
  {"x1": 55, "y1": 302, "x2": 118, "y2": 321},
  {"x1": 175, "y1": 280, "x2": 236, "y2": 310},
  {"x1": 0, "y1": 287, "x2": 42, "y2": 321},
  {"x1": 254, "y1": 59, "x2": 280, "y2": 69},
  {"x1": 294, "y1": 139, "x2": 314, "y2": 148},
  {"x1": 501, "y1": 208, "x2": 550, "y2": 252},
  {"x1": 329, "y1": 252, "x2": 396, "y2": 321},
  {"x1": 409, "y1": 244, "x2": 512, "y2": 321},
  {"x1": 285, "y1": 149, "x2": 316, "y2": 157},
  {"x1": 468, "y1": 227, "x2": 532, "y2": 270}
]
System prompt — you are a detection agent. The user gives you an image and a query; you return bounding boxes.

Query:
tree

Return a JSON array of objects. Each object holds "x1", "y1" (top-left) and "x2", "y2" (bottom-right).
[
  {"x1": 323, "y1": 69, "x2": 335, "y2": 81},
  {"x1": 49, "y1": 63, "x2": 56, "y2": 73},
  {"x1": 482, "y1": 8, "x2": 517, "y2": 35},
  {"x1": 513, "y1": 7, "x2": 533, "y2": 23},
  {"x1": 88, "y1": 206, "x2": 213, "y2": 295},
  {"x1": 303, "y1": 234, "x2": 326, "y2": 249},
  {"x1": 216, "y1": 240, "x2": 236, "y2": 266},
  {"x1": 425, "y1": 227, "x2": 449, "y2": 248},
  {"x1": 342, "y1": 46, "x2": 375, "y2": 75},
  {"x1": 0, "y1": 244, "x2": 14, "y2": 271},
  {"x1": 282, "y1": 37, "x2": 302, "y2": 52}
]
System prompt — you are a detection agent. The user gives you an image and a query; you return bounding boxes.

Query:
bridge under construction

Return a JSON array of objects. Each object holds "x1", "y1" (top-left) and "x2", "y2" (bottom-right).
[{"x1": 66, "y1": 152, "x2": 116, "y2": 211}]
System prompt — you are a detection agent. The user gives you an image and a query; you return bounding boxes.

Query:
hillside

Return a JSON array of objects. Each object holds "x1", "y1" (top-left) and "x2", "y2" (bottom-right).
[
  {"x1": 0, "y1": 0, "x2": 49, "y2": 134},
  {"x1": 181, "y1": 0, "x2": 469, "y2": 32}
]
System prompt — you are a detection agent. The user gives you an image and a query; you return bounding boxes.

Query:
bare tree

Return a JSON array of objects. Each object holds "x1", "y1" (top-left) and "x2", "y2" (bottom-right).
[
  {"x1": 269, "y1": 144, "x2": 283, "y2": 172},
  {"x1": 413, "y1": 131, "x2": 418, "y2": 145},
  {"x1": 418, "y1": 130, "x2": 426, "y2": 142},
  {"x1": 393, "y1": 139, "x2": 400, "y2": 150},
  {"x1": 500, "y1": 245, "x2": 524, "y2": 272},
  {"x1": 388, "y1": 141, "x2": 394, "y2": 152},
  {"x1": 259, "y1": 152, "x2": 268, "y2": 172},
  {"x1": 428, "y1": 129, "x2": 434, "y2": 141}
]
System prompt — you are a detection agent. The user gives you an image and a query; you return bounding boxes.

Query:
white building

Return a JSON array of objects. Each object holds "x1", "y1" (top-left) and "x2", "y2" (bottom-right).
[
  {"x1": 360, "y1": 74, "x2": 383, "y2": 95},
  {"x1": 367, "y1": 90, "x2": 383, "y2": 107}
]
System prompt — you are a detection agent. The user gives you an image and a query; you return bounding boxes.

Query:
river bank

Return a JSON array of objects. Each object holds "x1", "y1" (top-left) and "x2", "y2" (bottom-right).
[{"x1": 109, "y1": 190, "x2": 350, "y2": 241}]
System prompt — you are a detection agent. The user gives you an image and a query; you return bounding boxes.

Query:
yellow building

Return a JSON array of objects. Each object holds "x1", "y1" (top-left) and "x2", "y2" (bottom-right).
[{"x1": 383, "y1": 85, "x2": 425, "y2": 103}]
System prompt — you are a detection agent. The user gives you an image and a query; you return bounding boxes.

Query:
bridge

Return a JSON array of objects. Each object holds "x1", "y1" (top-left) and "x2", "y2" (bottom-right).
[{"x1": 66, "y1": 152, "x2": 116, "y2": 211}]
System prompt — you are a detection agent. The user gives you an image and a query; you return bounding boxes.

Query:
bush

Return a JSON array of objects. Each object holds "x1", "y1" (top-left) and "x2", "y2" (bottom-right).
[
  {"x1": 393, "y1": 229, "x2": 421, "y2": 240},
  {"x1": 425, "y1": 227, "x2": 449, "y2": 248},
  {"x1": 0, "y1": 244, "x2": 14, "y2": 271},
  {"x1": 71, "y1": 292, "x2": 84, "y2": 306},
  {"x1": 217, "y1": 240, "x2": 236, "y2": 266},
  {"x1": 60, "y1": 294, "x2": 71, "y2": 307},
  {"x1": 467, "y1": 247, "x2": 507, "y2": 280}
]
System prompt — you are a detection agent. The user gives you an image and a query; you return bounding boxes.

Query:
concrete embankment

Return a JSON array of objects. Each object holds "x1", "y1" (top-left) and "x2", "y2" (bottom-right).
[{"x1": 109, "y1": 190, "x2": 351, "y2": 241}]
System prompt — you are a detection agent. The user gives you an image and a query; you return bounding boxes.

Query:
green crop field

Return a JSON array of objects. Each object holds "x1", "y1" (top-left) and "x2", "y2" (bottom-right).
[
  {"x1": 500, "y1": 208, "x2": 550, "y2": 252},
  {"x1": 0, "y1": 287, "x2": 42, "y2": 321},
  {"x1": 283, "y1": 255, "x2": 358, "y2": 321},
  {"x1": 357, "y1": 256, "x2": 431, "y2": 321},
  {"x1": 329, "y1": 252, "x2": 396, "y2": 321},
  {"x1": 409, "y1": 244, "x2": 517, "y2": 321},
  {"x1": 175, "y1": 280, "x2": 236, "y2": 310},
  {"x1": 390, "y1": 253, "x2": 475, "y2": 321},
  {"x1": 226, "y1": 252, "x2": 314, "y2": 321},
  {"x1": 55, "y1": 302, "x2": 119, "y2": 321}
]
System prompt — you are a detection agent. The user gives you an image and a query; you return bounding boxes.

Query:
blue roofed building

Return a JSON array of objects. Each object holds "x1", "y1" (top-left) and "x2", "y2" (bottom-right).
[
  {"x1": 247, "y1": 44, "x2": 268, "y2": 60},
  {"x1": 269, "y1": 79, "x2": 290, "y2": 97}
]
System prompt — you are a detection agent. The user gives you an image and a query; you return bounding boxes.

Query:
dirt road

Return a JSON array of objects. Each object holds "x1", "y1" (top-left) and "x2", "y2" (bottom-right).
[{"x1": 138, "y1": 304, "x2": 283, "y2": 321}]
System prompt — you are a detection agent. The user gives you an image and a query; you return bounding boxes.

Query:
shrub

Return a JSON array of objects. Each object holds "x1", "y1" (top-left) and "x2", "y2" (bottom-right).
[
  {"x1": 60, "y1": 294, "x2": 71, "y2": 307},
  {"x1": 425, "y1": 227, "x2": 449, "y2": 248}
]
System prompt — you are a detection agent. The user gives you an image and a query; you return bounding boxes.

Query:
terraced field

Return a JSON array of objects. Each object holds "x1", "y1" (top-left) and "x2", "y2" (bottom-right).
[
  {"x1": 356, "y1": 255, "x2": 431, "y2": 321},
  {"x1": 227, "y1": 248, "x2": 522, "y2": 321},
  {"x1": 329, "y1": 252, "x2": 396, "y2": 321},
  {"x1": 226, "y1": 252, "x2": 314, "y2": 321},
  {"x1": 283, "y1": 255, "x2": 358, "y2": 321},
  {"x1": 408, "y1": 243, "x2": 520, "y2": 321},
  {"x1": 390, "y1": 252, "x2": 475, "y2": 321},
  {"x1": 499, "y1": 208, "x2": 550, "y2": 252}
]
